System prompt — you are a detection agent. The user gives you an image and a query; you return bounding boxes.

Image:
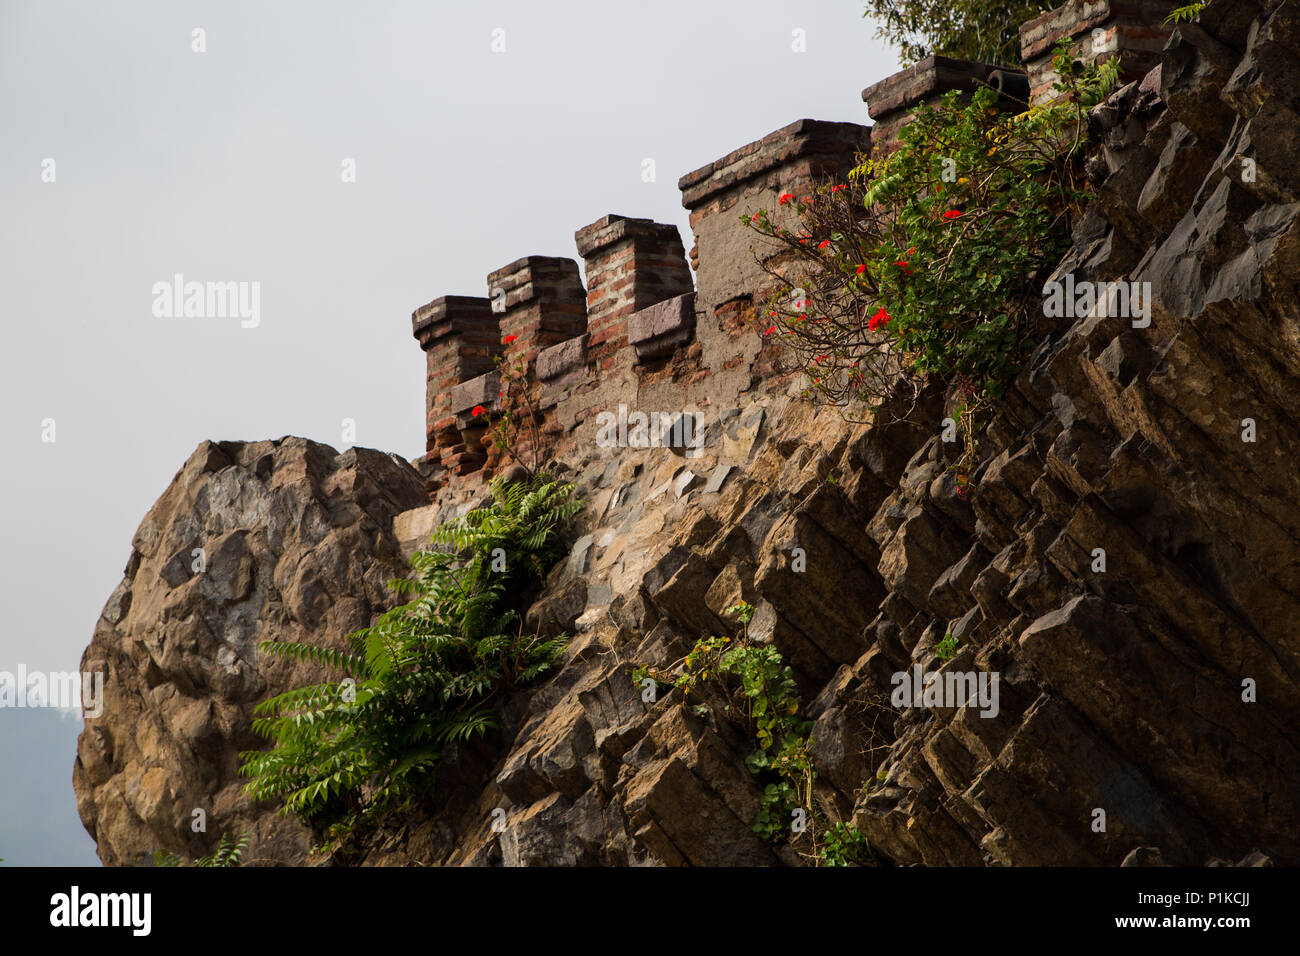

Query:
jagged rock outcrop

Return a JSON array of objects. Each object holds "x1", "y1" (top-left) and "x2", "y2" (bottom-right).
[
  {"x1": 78, "y1": 0, "x2": 1300, "y2": 867},
  {"x1": 352, "y1": 0, "x2": 1299, "y2": 867},
  {"x1": 74, "y1": 438, "x2": 428, "y2": 865}
]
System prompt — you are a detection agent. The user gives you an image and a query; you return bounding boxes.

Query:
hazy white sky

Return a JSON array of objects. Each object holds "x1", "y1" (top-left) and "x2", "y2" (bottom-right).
[{"x1": 0, "y1": 0, "x2": 900, "y2": 680}]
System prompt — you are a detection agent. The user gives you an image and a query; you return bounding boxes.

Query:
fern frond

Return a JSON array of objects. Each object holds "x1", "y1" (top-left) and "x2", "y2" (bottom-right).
[
  {"x1": 258, "y1": 640, "x2": 367, "y2": 676},
  {"x1": 240, "y1": 474, "x2": 584, "y2": 840}
]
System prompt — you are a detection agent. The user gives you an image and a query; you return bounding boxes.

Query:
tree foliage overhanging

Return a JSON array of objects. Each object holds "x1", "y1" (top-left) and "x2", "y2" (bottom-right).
[{"x1": 865, "y1": 0, "x2": 1049, "y2": 67}]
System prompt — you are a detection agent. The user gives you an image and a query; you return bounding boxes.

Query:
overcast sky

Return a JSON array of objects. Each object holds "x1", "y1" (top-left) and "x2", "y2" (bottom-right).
[{"x1": 0, "y1": 1, "x2": 898, "y2": 708}]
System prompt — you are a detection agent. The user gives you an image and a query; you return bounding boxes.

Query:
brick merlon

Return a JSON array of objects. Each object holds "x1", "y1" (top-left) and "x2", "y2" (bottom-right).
[
  {"x1": 677, "y1": 118, "x2": 869, "y2": 210},
  {"x1": 486, "y1": 255, "x2": 585, "y2": 295},
  {"x1": 411, "y1": 294, "x2": 495, "y2": 347},
  {"x1": 1019, "y1": 1, "x2": 1176, "y2": 62},
  {"x1": 574, "y1": 214, "x2": 685, "y2": 258},
  {"x1": 860, "y1": 56, "x2": 1017, "y2": 121}
]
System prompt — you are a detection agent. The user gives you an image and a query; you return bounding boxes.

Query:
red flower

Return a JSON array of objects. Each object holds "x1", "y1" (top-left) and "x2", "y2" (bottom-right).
[
  {"x1": 956, "y1": 485, "x2": 968, "y2": 500},
  {"x1": 503, "y1": 334, "x2": 518, "y2": 344},
  {"x1": 814, "y1": 355, "x2": 827, "y2": 364},
  {"x1": 855, "y1": 264, "x2": 867, "y2": 274},
  {"x1": 472, "y1": 405, "x2": 487, "y2": 417},
  {"x1": 778, "y1": 193, "x2": 795, "y2": 205},
  {"x1": 943, "y1": 210, "x2": 963, "y2": 220},
  {"x1": 818, "y1": 240, "x2": 831, "y2": 249},
  {"x1": 869, "y1": 307, "x2": 891, "y2": 331},
  {"x1": 764, "y1": 325, "x2": 777, "y2": 336}
]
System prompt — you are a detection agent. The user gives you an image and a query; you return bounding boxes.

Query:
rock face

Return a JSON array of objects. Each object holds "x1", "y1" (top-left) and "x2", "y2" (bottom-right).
[
  {"x1": 78, "y1": 0, "x2": 1300, "y2": 867},
  {"x1": 349, "y1": 1, "x2": 1300, "y2": 867},
  {"x1": 74, "y1": 438, "x2": 428, "y2": 865}
]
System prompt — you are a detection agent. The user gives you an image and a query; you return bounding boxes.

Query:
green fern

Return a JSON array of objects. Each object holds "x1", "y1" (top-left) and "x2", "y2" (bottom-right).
[
  {"x1": 1165, "y1": 2, "x2": 1207, "y2": 24},
  {"x1": 153, "y1": 830, "x2": 248, "y2": 868},
  {"x1": 239, "y1": 474, "x2": 582, "y2": 842},
  {"x1": 196, "y1": 831, "x2": 248, "y2": 867}
]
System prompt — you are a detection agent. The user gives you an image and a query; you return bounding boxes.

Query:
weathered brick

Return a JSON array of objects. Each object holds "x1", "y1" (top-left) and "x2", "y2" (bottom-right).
[
  {"x1": 1019, "y1": 0, "x2": 1176, "y2": 106},
  {"x1": 861, "y1": 56, "x2": 1026, "y2": 153},
  {"x1": 576, "y1": 214, "x2": 694, "y2": 371},
  {"x1": 411, "y1": 295, "x2": 501, "y2": 455},
  {"x1": 679, "y1": 120, "x2": 867, "y2": 327}
]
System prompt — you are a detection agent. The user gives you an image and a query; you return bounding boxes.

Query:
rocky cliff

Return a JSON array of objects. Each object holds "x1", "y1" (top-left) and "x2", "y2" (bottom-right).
[{"x1": 76, "y1": 0, "x2": 1300, "y2": 866}]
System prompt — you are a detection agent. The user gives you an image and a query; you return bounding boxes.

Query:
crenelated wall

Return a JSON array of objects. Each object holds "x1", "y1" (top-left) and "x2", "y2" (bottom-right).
[
  {"x1": 81, "y1": 0, "x2": 1254, "y2": 871},
  {"x1": 411, "y1": 119, "x2": 875, "y2": 493},
  {"x1": 410, "y1": 0, "x2": 1177, "y2": 494}
]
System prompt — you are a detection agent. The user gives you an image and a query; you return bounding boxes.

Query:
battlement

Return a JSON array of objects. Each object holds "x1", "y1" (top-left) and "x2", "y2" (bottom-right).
[{"x1": 409, "y1": 1, "x2": 1155, "y2": 492}]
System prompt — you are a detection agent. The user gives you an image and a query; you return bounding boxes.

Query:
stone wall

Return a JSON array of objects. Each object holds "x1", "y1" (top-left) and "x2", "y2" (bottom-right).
[
  {"x1": 410, "y1": 118, "x2": 876, "y2": 492},
  {"x1": 77, "y1": 0, "x2": 1300, "y2": 869},
  {"x1": 369, "y1": 0, "x2": 1300, "y2": 867},
  {"x1": 1020, "y1": 0, "x2": 1177, "y2": 104},
  {"x1": 410, "y1": 1, "x2": 1177, "y2": 487}
]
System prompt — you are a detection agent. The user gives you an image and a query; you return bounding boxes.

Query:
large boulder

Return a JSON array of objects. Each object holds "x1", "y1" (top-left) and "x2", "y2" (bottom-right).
[{"x1": 74, "y1": 438, "x2": 428, "y2": 866}]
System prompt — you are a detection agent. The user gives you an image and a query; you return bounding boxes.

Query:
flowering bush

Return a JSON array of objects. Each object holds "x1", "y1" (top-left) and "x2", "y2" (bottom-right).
[
  {"x1": 744, "y1": 42, "x2": 1119, "y2": 442},
  {"x1": 484, "y1": 336, "x2": 544, "y2": 477}
]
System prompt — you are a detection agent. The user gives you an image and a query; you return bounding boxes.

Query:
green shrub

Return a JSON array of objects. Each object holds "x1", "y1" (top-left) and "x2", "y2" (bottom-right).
[
  {"x1": 634, "y1": 603, "x2": 815, "y2": 843},
  {"x1": 819, "y1": 821, "x2": 870, "y2": 867},
  {"x1": 239, "y1": 475, "x2": 582, "y2": 845},
  {"x1": 745, "y1": 43, "x2": 1118, "y2": 482},
  {"x1": 153, "y1": 830, "x2": 248, "y2": 868}
]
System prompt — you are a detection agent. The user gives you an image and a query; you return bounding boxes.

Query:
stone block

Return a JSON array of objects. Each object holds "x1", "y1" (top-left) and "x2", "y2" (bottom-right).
[
  {"x1": 449, "y1": 371, "x2": 502, "y2": 416},
  {"x1": 628, "y1": 293, "x2": 697, "y2": 361},
  {"x1": 536, "y1": 335, "x2": 588, "y2": 381}
]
